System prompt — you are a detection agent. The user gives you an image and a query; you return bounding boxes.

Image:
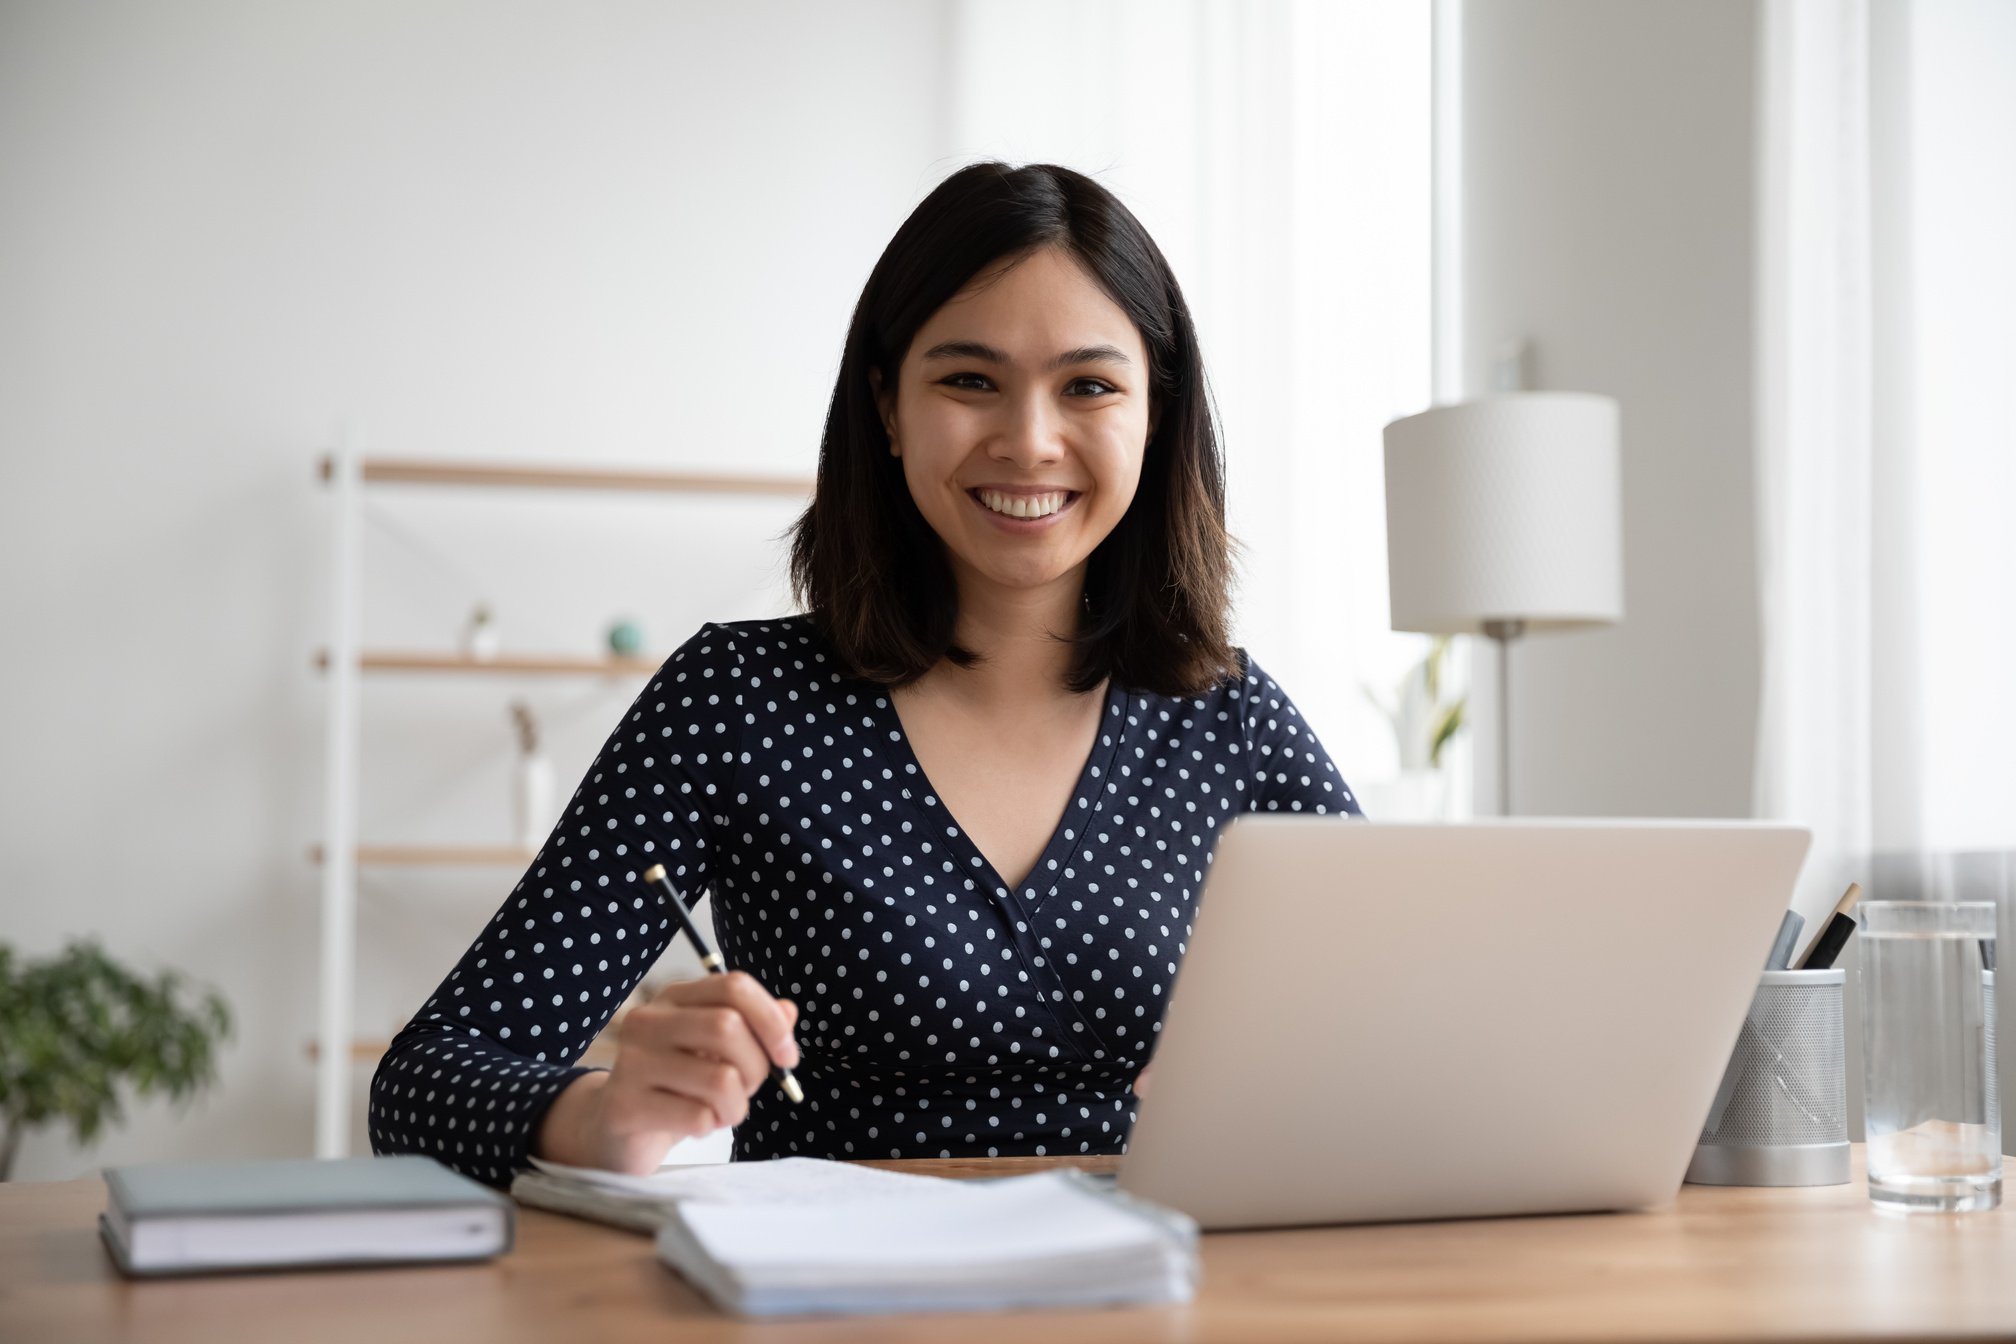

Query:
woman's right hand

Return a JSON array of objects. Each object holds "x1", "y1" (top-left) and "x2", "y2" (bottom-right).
[{"x1": 535, "y1": 970, "x2": 800, "y2": 1175}]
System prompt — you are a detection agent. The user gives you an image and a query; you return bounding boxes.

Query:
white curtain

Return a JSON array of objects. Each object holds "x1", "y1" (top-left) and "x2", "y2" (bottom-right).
[
  {"x1": 1755, "y1": 0, "x2": 2016, "y2": 1139},
  {"x1": 942, "y1": 0, "x2": 1442, "y2": 799},
  {"x1": 1753, "y1": 0, "x2": 1876, "y2": 918},
  {"x1": 1756, "y1": 0, "x2": 2016, "y2": 905}
]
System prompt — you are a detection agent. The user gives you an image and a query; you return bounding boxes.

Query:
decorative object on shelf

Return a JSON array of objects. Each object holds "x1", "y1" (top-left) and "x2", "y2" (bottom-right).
[
  {"x1": 1358, "y1": 637, "x2": 1467, "y2": 821},
  {"x1": 606, "y1": 618, "x2": 644, "y2": 657},
  {"x1": 1363, "y1": 636, "x2": 1466, "y2": 773},
  {"x1": 508, "y1": 699, "x2": 555, "y2": 854},
  {"x1": 1383, "y1": 391, "x2": 1624, "y2": 814},
  {"x1": 0, "y1": 939, "x2": 232, "y2": 1181},
  {"x1": 462, "y1": 602, "x2": 500, "y2": 661}
]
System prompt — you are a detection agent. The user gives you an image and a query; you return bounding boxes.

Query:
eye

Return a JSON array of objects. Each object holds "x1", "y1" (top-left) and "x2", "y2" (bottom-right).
[
  {"x1": 939, "y1": 372, "x2": 993, "y2": 391},
  {"x1": 1068, "y1": 378, "x2": 1118, "y2": 397}
]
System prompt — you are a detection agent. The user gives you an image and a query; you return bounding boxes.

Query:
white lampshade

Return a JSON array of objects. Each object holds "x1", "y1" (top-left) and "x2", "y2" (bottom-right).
[{"x1": 1383, "y1": 392, "x2": 1624, "y2": 634}]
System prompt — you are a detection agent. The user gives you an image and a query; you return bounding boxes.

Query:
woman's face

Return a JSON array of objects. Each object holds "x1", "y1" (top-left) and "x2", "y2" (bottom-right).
[{"x1": 873, "y1": 245, "x2": 1154, "y2": 607}]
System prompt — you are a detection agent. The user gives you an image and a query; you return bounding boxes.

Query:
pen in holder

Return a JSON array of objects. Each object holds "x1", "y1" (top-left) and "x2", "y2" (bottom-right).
[{"x1": 1687, "y1": 968, "x2": 1850, "y2": 1186}]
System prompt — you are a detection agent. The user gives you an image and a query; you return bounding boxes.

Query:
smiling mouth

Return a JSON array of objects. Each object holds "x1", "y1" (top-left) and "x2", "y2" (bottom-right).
[{"x1": 968, "y1": 488, "x2": 1080, "y2": 521}]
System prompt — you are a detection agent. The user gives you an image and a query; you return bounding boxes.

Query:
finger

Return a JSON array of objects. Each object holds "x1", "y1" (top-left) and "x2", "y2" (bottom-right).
[
  {"x1": 722, "y1": 971, "x2": 802, "y2": 1068},
  {"x1": 670, "y1": 970, "x2": 801, "y2": 1069},
  {"x1": 635, "y1": 1049, "x2": 753, "y2": 1131},
  {"x1": 612, "y1": 1004, "x2": 759, "y2": 1124},
  {"x1": 659, "y1": 1005, "x2": 774, "y2": 1097}
]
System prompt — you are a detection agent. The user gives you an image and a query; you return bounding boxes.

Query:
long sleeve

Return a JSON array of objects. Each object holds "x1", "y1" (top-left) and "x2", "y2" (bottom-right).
[
  {"x1": 367, "y1": 623, "x2": 748, "y2": 1188},
  {"x1": 1236, "y1": 651, "x2": 1363, "y2": 818}
]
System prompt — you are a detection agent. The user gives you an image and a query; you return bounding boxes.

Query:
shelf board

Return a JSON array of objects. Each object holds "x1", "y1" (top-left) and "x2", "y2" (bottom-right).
[
  {"x1": 304, "y1": 1039, "x2": 387, "y2": 1063},
  {"x1": 318, "y1": 455, "x2": 812, "y2": 497},
  {"x1": 310, "y1": 1019, "x2": 625, "y2": 1068},
  {"x1": 307, "y1": 844, "x2": 537, "y2": 867},
  {"x1": 313, "y1": 649, "x2": 662, "y2": 676}
]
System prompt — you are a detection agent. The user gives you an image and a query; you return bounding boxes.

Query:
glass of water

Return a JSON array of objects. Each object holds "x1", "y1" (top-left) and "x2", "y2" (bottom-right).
[{"x1": 1860, "y1": 900, "x2": 2000, "y2": 1213}]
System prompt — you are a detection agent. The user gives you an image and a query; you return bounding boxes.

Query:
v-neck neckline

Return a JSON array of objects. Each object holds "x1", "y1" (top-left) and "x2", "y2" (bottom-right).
[{"x1": 878, "y1": 677, "x2": 1126, "y2": 908}]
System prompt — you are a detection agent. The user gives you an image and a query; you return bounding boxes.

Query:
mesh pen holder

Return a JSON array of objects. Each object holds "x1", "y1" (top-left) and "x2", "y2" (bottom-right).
[{"x1": 1686, "y1": 968, "x2": 1849, "y2": 1186}]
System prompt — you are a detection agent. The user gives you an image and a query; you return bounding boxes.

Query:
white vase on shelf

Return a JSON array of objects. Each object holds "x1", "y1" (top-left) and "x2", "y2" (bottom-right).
[
  {"x1": 513, "y1": 751, "x2": 555, "y2": 852},
  {"x1": 464, "y1": 602, "x2": 501, "y2": 661},
  {"x1": 507, "y1": 698, "x2": 553, "y2": 851}
]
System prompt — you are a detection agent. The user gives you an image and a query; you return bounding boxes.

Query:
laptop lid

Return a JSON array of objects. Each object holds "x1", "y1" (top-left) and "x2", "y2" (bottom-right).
[{"x1": 1116, "y1": 817, "x2": 1812, "y2": 1229}]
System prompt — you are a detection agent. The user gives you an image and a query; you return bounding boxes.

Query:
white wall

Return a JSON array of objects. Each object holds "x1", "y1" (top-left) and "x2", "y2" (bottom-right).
[
  {"x1": 1459, "y1": 0, "x2": 1763, "y2": 820},
  {"x1": 0, "y1": 0, "x2": 949, "y2": 1180}
]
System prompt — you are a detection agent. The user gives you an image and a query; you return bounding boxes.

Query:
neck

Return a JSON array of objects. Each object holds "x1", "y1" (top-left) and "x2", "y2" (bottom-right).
[{"x1": 932, "y1": 567, "x2": 1089, "y2": 708}]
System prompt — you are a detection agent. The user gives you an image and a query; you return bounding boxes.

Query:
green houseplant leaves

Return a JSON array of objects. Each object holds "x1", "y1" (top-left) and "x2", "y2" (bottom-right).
[{"x1": 0, "y1": 940, "x2": 231, "y2": 1180}]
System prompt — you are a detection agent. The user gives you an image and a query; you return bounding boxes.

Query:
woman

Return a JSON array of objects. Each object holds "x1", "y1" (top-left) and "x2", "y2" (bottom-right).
[{"x1": 368, "y1": 162, "x2": 1360, "y2": 1189}]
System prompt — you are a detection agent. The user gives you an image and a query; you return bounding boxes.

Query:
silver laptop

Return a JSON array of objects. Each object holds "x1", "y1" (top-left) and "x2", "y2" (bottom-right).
[{"x1": 1116, "y1": 816, "x2": 1811, "y2": 1229}]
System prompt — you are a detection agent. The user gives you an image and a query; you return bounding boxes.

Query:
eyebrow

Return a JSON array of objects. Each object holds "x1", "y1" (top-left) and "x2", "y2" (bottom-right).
[{"x1": 919, "y1": 340, "x2": 1133, "y2": 372}]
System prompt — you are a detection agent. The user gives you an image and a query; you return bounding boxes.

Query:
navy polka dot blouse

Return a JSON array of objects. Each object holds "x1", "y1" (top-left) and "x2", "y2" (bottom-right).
[{"x1": 369, "y1": 614, "x2": 1360, "y2": 1188}]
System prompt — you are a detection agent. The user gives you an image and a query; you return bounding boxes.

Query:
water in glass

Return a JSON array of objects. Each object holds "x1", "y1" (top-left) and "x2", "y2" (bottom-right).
[{"x1": 1860, "y1": 900, "x2": 2000, "y2": 1213}]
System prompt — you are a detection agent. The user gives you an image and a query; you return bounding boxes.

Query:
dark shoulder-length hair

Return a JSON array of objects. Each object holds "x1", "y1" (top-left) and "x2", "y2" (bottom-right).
[{"x1": 786, "y1": 161, "x2": 1239, "y2": 699}]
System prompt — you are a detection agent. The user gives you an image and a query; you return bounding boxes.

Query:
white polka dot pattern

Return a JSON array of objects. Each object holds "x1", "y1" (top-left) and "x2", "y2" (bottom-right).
[{"x1": 367, "y1": 615, "x2": 1361, "y2": 1187}]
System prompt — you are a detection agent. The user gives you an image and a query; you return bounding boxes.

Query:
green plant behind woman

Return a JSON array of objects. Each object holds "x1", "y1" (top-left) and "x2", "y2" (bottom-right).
[{"x1": 0, "y1": 940, "x2": 231, "y2": 1180}]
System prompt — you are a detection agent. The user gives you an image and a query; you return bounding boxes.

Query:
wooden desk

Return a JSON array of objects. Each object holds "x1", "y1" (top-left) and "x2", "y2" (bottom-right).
[{"x1": 4, "y1": 1147, "x2": 2013, "y2": 1343}]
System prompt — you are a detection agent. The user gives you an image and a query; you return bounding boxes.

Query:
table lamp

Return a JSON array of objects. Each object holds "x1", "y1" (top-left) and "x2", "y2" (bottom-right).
[{"x1": 1382, "y1": 392, "x2": 1623, "y2": 813}]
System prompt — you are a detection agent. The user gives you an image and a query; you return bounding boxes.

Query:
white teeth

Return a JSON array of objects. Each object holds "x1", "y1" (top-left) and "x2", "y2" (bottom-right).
[{"x1": 977, "y1": 489, "x2": 1068, "y2": 519}]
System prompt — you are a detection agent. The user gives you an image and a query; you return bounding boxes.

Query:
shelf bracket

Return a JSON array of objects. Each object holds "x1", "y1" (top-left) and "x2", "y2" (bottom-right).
[{"x1": 315, "y1": 432, "x2": 364, "y2": 1158}]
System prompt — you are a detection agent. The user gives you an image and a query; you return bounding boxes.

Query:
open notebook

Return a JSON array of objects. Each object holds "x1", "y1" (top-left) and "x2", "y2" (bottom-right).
[
  {"x1": 512, "y1": 1155, "x2": 943, "y2": 1232},
  {"x1": 511, "y1": 1157, "x2": 1195, "y2": 1317}
]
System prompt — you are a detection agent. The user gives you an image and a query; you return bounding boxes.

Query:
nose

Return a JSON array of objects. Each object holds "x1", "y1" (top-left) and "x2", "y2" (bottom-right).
[{"x1": 989, "y1": 388, "x2": 1064, "y2": 466}]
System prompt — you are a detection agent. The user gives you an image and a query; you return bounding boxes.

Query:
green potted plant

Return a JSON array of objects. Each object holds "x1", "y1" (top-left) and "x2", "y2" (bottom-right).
[
  {"x1": 1360, "y1": 635, "x2": 1467, "y2": 818},
  {"x1": 0, "y1": 940, "x2": 231, "y2": 1180}
]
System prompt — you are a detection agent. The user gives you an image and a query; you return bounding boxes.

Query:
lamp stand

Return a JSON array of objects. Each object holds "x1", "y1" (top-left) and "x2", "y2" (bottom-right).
[{"x1": 1482, "y1": 618, "x2": 1526, "y2": 815}]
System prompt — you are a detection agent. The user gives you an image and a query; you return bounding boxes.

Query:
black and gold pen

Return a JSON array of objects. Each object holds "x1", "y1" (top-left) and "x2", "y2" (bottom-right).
[{"x1": 641, "y1": 863, "x2": 805, "y2": 1104}]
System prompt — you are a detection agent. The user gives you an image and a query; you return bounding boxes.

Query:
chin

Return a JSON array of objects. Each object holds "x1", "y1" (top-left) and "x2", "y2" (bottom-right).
[{"x1": 975, "y1": 561, "x2": 1082, "y2": 593}]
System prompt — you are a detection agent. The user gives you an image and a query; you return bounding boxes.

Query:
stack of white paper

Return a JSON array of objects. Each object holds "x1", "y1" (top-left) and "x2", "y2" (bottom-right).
[
  {"x1": 654, "y1": 1169, "x2": 1197, "y2": 1317},
  {"x1": 513, "y1": 1155, "x2": 945, "y2": 1233}
]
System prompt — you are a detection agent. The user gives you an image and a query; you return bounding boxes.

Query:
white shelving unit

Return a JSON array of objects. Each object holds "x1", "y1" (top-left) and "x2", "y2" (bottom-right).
[{"x1": 311, "y1": 434, "x2": 811, "y2": 1157}]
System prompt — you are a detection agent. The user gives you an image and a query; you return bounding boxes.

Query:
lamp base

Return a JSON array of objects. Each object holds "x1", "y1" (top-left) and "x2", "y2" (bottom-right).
[{"x1": 1481, "y1": 620, "x2": 1526, "y2": 814}]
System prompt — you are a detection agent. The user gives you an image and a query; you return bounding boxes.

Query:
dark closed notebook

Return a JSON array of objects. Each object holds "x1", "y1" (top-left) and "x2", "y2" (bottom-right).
[{"x1": 100, "y1": 1155, "x2": 513, "y2": 1277}]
